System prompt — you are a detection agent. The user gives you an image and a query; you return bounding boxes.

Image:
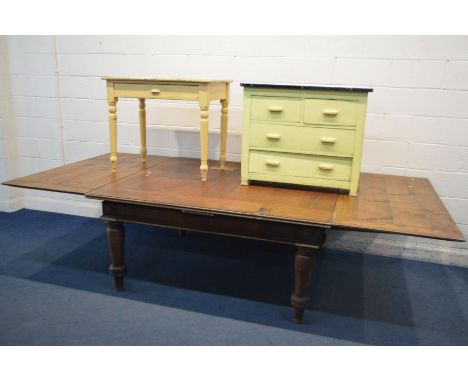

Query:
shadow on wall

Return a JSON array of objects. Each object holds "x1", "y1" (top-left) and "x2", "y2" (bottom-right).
[{"x1": 143, "y1": 126, "x2": 241, "y2": 161}]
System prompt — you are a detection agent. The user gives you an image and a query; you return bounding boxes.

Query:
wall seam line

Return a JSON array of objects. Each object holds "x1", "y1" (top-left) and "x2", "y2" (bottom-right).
[{"x1": 52, "y1": 36, "x2": 65, "y2": 165}]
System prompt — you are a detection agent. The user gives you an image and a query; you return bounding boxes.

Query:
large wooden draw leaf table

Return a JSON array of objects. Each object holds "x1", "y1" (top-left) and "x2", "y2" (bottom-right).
[{"x1": 4, "y1": 154, "x2": 464, "y2": 323}]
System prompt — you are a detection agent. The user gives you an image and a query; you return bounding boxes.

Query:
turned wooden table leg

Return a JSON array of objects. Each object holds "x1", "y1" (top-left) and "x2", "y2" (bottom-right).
[
  {"x1": 290, "y1": 245, "x2": 319, "y2": 324},
  {"x1": 108, "y1": 97, "x2": 118, "y2": 173},
  {"x1": 106, "y1": 220, "x2": 127, "y2": 291},
  {"x1": 219, "y1": 99, "x2": 228, "y2": 169},
  {"x1": 108, "y1": 97, "x2": 117, "y2": 172},
  {"x1": 199, "y1": 103, "x2": 210, "y2": 181},
  {"x1": 138, "y1": 98, "x2": 147, "y2": 163}
]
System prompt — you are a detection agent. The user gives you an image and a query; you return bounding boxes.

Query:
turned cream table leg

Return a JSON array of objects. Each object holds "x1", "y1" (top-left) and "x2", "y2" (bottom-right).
[
  {"x1": 219, "y1": 99, "x2": 228, "y2": 169},
  {"x1": 138, "y1": 98, "x2": 147, "y2": 163},
  {"x1": 199, "y1": 103, "x2": 210, "y2": 181},
  {"x1": 108, "y1": 97, "x2": 118, "y2": 172}
]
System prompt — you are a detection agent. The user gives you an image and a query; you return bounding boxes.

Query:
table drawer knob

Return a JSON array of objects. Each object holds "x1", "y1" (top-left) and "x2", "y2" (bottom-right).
[
  {"x1": 320, "y1": 136, "x2": 336, "y2": 144},
  {"x1": 151, "y1": 89, "x2": 161, "y2": 95},
  {"x1": 323, "y1": 109, "x2": 339, "y2": 116},
  {"x1": 266, "y1": 133, "x2": 282, "y2": 140},
  {"x1": 266, "y1": 159, "x2": 280, "y2": 167},
  {"x1": 318, "y1": 163, "x2": 334, "y2": 171},
  {"x1": 268, "y1": 106, "x2": 284, "y2": 112}
]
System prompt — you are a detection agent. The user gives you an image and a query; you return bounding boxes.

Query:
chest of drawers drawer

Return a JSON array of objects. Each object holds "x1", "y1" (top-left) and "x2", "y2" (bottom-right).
[
  {"x1": 303, "y1": 98, "x2": 358, "y2": 126},
  {"x1": 113, "y1": 82, "x2": 198, "y2": 100},
  {"x1": 250, "y1": 96, "x2": 301, "y2": 123},
  {"x1": 250, "y1": 123, "x2": 355, "y2": 157},
  {"x1": 249, "y1": 151, "x2": 352, "y2": 181}
]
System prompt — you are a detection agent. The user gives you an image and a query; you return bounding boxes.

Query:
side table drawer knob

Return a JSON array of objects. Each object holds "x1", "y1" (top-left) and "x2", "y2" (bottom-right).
[
  {"x1": 323, "y1": 109, "x2": 339, "y2": 116},
  {"x1": 266, "y1": 133, "x2": 282, "y2": 140},
  {"x1": 268, "y1": 106, "x2": 284, "y2": 112},
  {"x1": 320, "y1": 136, "x2": 336, "y2": 144},
  {"x1": 266, "y1": 159, "x2": 280, "y2": 167},
  {"x1": 318, "y1": 163, "x2": 334, "y2": 171},
  {"x1": 151, "y1": 88, "x2": 161, "y2": 95}
]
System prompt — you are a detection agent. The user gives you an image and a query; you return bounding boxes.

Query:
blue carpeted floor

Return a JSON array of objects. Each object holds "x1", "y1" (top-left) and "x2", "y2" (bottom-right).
[{"x1": 0, "y1": 209, "x2": 467, "y2": 345}]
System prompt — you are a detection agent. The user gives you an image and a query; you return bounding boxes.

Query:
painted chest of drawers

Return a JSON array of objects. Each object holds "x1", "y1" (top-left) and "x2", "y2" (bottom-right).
[{"x1": 240, "y1": 83, "x2": 373, "y2": 196}]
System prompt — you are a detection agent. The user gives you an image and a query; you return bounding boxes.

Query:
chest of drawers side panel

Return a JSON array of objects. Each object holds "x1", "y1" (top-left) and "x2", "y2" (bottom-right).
[
  {"x1": 349, "y1": 94, "x2": 369, "y2": 196},
  {"x1": 241, "y1": 88, "x2": 253, "y2": 185}
]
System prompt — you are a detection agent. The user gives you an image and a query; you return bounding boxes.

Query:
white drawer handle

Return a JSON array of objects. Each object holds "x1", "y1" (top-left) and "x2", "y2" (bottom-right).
[
  {"x1": 268, "y1": 106, "x2": 284, "y2": 112},
  {"x1": 323, "y1": 109, "x2": 338, "y2": 116},
  {"x1": 266, "y1": 160, "x2": 280, "y2": 167},
  {"x1": 151, "y1": 88, "x2": 161, "y2": 95},
  {"x1": 321, "y1": 136, "x2": 336, "y2": 144},
  {"x1": 318, "y1": 163, "x2": 334, "y2": 171},
  {"x1": 266, "y1": 133, "x2": 281, "y2": 140}
]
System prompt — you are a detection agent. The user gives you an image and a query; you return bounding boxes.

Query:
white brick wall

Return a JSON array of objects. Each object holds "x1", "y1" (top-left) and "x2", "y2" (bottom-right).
[
  {"x1": 0, "y1": 36, "x2": 24, "y2": 211},
  {"x1": 1, "y1": 35, "x2": 467, "y2": 262}
]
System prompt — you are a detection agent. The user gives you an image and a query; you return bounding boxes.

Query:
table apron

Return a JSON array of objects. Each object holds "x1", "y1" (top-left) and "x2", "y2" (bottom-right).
[{"x1": 101, "y1": 200, "x2": 326, "y2": 247}]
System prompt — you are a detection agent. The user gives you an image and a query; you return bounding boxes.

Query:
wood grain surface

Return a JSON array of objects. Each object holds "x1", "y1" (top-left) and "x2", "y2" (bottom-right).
[
  {"x1": 88, "y1": 157, "x2": 337, "y2": 226},
  {"x1": 332, "y1": 173, "x2": 464, "y2": 241},
  {"x1": 3, "y1": 154, "x2": 168, "y2": 194},
  {"x1": 3, "y1": 154, "x2": 464, "y2": 241}
]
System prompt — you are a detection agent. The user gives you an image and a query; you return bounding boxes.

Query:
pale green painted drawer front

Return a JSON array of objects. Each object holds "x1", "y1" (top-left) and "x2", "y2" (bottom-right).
[
  {"x1": 249, "y1": 151, "x2": 352, "y2": 181},
  {"x1": 303, "y1": 99, "x2": 358, "y2": 126},
  {"x1": 250, "y1": 97, "x2": 301, "y2": 123},
  {"x1": 250, "y1": 123, "x2": 355, "y2": 156}
]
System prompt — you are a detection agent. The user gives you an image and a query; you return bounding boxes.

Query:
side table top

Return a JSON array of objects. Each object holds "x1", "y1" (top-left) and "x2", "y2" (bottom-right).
[{"x1": 103, "y1": 77, "x2": 232, "y2": 84}]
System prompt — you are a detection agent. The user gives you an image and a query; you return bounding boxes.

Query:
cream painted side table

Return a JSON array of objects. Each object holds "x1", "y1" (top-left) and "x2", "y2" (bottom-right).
[{"x1": 104, "y1": 77, "x2": 231, "y2": 181}]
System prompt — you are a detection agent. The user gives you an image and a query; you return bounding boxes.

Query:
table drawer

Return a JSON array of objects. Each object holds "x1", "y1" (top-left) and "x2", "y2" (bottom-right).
[
  {"x1": 249, "y1": 151, "x2": 352, "y2": 181},
  {"x1": 250, "y1": 123, "x2": 355, "y2": 156},
  {"x1": 303, "y1": 99, "x2": 358, "y2": 126},
  {"x1": 250, "y1": 97, "x2": 301, "y2": 123},
  {"x1": 113, "y1": 83, "x2": 198, "y2": 100}
]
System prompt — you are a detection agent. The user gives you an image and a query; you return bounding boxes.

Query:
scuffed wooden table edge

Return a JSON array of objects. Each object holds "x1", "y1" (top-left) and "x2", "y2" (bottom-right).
[
  {"x1": 2, "y1": 154, "x2": 170, "y2": 195},
  {"x1": 2, "y1": 155, "x2": 465, "y2": 243}
]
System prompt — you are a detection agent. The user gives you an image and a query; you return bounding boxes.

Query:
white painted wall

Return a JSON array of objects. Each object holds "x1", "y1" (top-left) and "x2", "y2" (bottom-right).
[{"x1": 0, "y1": 36, "x2": 467, "y2": 264}]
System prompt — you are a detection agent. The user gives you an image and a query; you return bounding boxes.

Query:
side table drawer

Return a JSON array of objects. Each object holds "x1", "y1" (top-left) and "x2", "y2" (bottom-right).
[
  {"x1": 113, "y1": 83, "x2": 198, "y2": 100},
  {"x1": 250, "y1": 97, "x2": 301, "y2": 123},
  {"x1": 249, "y1": 151, "x2": 352, "y2": 181},
  {"x1": 250, "y1": 123, "x2": 355, "y2": 156},
  {"x1": 303, "y1": 99, "x2": 358, "y2": 126}
]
